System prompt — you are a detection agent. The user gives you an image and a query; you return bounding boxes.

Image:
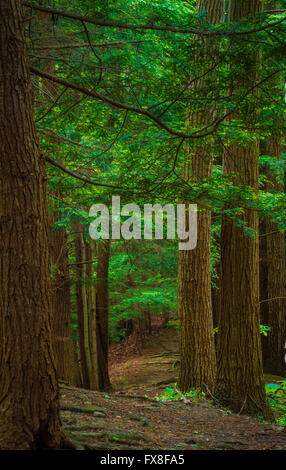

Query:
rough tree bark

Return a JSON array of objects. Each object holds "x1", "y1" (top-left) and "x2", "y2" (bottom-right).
[
  {"x1": 216, "y1": 0, "x2": 272, "y2": 419},
  {"x1": 75, "y1": 228, "x2": 90, "y2": 389},
  {"x1": 84, "y1": 238, "x2": 99, "y2": 390},
  {"x1": 0, "y1": 0, "x2": 63, "y2": 449},
  {"x1": 178, "y1": 0, "x2": 224, "y2": 393},
  {"x1": 36, "y1": 10, "x2": 80, "y2": 386},
  {"x1": 265, "y1": 135, "x2": 286, "y2": 375},
  {"x1": 75, "y1": 228, "x2": 99, "y2": 390},
  {"x1": 263, "y1": 0, "x2": 286, "y2": 373},
  {"x1": 96, "y1": 240, "x2": 112, "y2": 391},
  {"x1": 49, "y1": 214, "x2": 81, "y2": 385},
  {"x1": 259, "y1": 218, "x2": 269, "y2": 365}
]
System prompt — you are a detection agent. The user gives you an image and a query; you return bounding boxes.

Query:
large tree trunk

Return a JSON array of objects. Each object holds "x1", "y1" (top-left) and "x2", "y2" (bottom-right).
[
  {"x1": 178, "y1": 0, "x2": 224, "y2": 393},
  {"x1": 96, "y1": 240, "x2": 112, "y2": 391},
  {"x1": 216, "y1": 0, "x2": 272, "y2": 419},
  {"x1": 265, "y1": 135, "x2": 286, "y2": 375},
  {"x1": 263, "y1": 2, "x2": 286, "y2": 372},
  {"x1": 0, "y1": 0, "x2": 62, "y2": 449}
]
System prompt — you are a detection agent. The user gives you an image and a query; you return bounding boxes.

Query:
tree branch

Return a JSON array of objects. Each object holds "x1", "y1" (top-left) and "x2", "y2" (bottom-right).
[
  {"x1": 45, "y1": 155, "x2": 126, "y2": 190},
  {"x1": 30, "y1": 66, "x2": 222, "y2": 139},
  {"x1": 30, "y1": 40, "x2": 146, "y2": 51},
  {"x1": 260, "y1": 297, "x2": 286, "y2": 304},
  {"x1": 265, "y1": 9, "x2": 286, "y2": 14},
  {"x1": 23, "y1": 2, "x2": 286, "y2": 37}
]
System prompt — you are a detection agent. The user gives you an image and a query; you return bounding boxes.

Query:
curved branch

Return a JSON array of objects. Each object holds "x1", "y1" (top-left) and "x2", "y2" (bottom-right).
[
  {"x1": 30, "y1": 66, "x2": 221, "y2": 139},
  {"x1": 23, "y1": 2, "x2": 286, "y2": 37},
  {"x1": 45, "y1": 155, "x2": 127, "y2": 190}
]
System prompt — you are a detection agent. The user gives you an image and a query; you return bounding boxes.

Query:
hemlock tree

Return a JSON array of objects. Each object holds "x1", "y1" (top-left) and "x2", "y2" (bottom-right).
[
  {"x1": 74, "y1": 227, "x2": 99, "y2": 390},
  {"x1": 216, "y1": 0, "x2": 272, "y2": 419},
  {"x1": 49, "y1": 213, "x2": 80, "y2": 386},
  {"x1": 96, "y1": 239, "x2": 112, "y2": 391},
  {"x1": 265, "y1": 133, "x2": 286, "y2": 376},
  {"x1": 178, "y1": 0, "x2": 224, "y2": 393},
  {"x1": 0, "y1": 0, "x2": 63, "y2": 449},
  {"x1": 263, "y1": 0, "x2": 286, "y2": 375}
]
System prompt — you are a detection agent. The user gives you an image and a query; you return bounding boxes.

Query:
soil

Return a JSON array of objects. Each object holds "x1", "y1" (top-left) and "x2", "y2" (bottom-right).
[{"x1": 60, "y1": 324, "x2": 286, "y2": 450}]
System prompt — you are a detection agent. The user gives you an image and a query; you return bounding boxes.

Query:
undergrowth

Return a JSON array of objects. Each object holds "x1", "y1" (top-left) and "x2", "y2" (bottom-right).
[
  {"x1": 155, "y1": 385, "x2": 212, "y2": 407},
  {"x1": 156, "y1": 380, "x2": 286, "y2": 428},
  {"x1": 265, "y1": 380, "x2": 286, "y2": 427}
]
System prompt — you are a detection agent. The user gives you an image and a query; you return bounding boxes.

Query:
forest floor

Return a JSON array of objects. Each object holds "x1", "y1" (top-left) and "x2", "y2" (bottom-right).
[{"x1": 60, "y1": 324, "x2": 286, "y2": 450}]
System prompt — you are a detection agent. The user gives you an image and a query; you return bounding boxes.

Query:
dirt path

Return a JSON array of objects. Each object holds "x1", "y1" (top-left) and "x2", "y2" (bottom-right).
[
  {"x1": 60, "y1": 326, "x2": 286, "y2": 450},
  {"x1": 109, "y1": 325, "x2": 180, "y2": 391}
]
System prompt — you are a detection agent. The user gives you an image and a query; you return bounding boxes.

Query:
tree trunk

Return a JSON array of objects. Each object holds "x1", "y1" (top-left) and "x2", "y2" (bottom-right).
[
  {"x1": 265, "y1": 135, "x2": 286, "y2": 375},
  {"x1": 84, "y1": 238, "x2": 99, "y2": 390},
  {"x1": 259, "y1": 219, "x2": 269, "y2": 366},
  {"x1": 75, "y1": 228, "x2": 90, "y2": 388},
  {"x1": 36, "y1": 12, "x2": 81, "y2": 386},
  {"x1": 216, "y1": 0, "x2": 272, "y2": 419},
  {"x1": 49, "y1": 214, "x2": 81, "y2": 385},
  {"x1": 96, "y1": 240, "x2": 112, "y2": 391},
  {"x1": 161, "y1": 307, "x2": 170, "y2": 328},
  {"x1": 263, "y1": 1, "x2": 286, "y2": 372},
  {"x1": 0, "y1": 0, "x2": 62, "y2": 449},
  {"x1": 178, "y1": 0, "x2": 224, "y2": 393},
  {"x1": 74, "y1": 228, "x2": 99, "y2": 390}
]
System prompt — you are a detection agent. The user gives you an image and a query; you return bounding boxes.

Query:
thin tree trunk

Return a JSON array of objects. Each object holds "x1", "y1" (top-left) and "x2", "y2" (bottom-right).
[
  {"x1": 216, "y1": 0, "x2": 272, "y2": 419},
  {"x1": 75, "y1": 228, "x2": 90, "y2": 388},
  {"x1": 0, "y1": 0, "x2": 62, "y2": 449},
  {"x1": 49, "y1": 213, "x2": 80, "y2": 385},
  {"x1": 84, "y1": 239, "x2": 99, "y2": 390},
  {"x1": 178, "y1": 0, "x2": 224, "y2": 393},
  {"x1": 74, "y1": 227, "x2": 99, "y2": 390},
  {"x1": 81, "y1": 234, "x2": 94, "y2": 387},
  {"x1": 161, "y1": 307, "x2": 170, "y2": 328},
  {"x1": 96, "y1": 240, "x2": 112, "y2": 391},
  {"x1": 259, "y1": 219, "x2": 269, "y2": 366}
]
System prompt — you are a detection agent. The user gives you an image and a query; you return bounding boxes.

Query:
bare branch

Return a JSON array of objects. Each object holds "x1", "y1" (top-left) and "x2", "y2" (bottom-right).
[
  {"x1": 81, "y1": 21, "x2": 103, "y2": 84},
  {"x1": 29, "y1": 40, "x2": 146, "y2": 51},
  {"x1": 260, "y1": 297, "x2": 286, "y2": 304},
  {"x1": 45, "y1": 155, "x2": 127, "y2": 190},
  {"x1": 265, "y1": 9, "x2": 286, "y2": 14},
  {"x1": 23, "y1": 2, "x2": 286, "y2": 37},
  {"x1": 30, "y1": 66, "x2": 222, "y2": 139}
]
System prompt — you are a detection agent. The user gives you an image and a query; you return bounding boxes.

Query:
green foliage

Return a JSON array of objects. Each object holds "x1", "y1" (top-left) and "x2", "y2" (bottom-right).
[
  {"x1": 28, "y1": 0, "x2": 286, "y2": 355},
  {"x1": 265, "y1": 381, "x2": 286, "y2": 427},
  {"x1": 260, "y1": 325, "x2": 271, "y2": 337},
  {"x1": 168, "y1": 323, "x2": 271, "y2": 336},
  {"x1": 165, "y1": 320, "x2": 179, "y2": 329},
  {"x1": 155, "y1": 385, "x2": 213, "y2": 408},
  {"x1": 108, "y1": 239, "x2": 178, "y2": 342}
]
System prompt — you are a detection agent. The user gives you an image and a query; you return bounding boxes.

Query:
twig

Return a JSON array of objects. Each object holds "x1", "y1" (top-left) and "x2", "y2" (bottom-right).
[
  {"x1": 24, "y1": 2, "x2": 286, "y2": 37},
  {"x1": 238, "y1": 396, "x2": 247, "y2": 415},
  {"x1": 260, "y1": 297, "x2": 286, "y2": 304}
]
